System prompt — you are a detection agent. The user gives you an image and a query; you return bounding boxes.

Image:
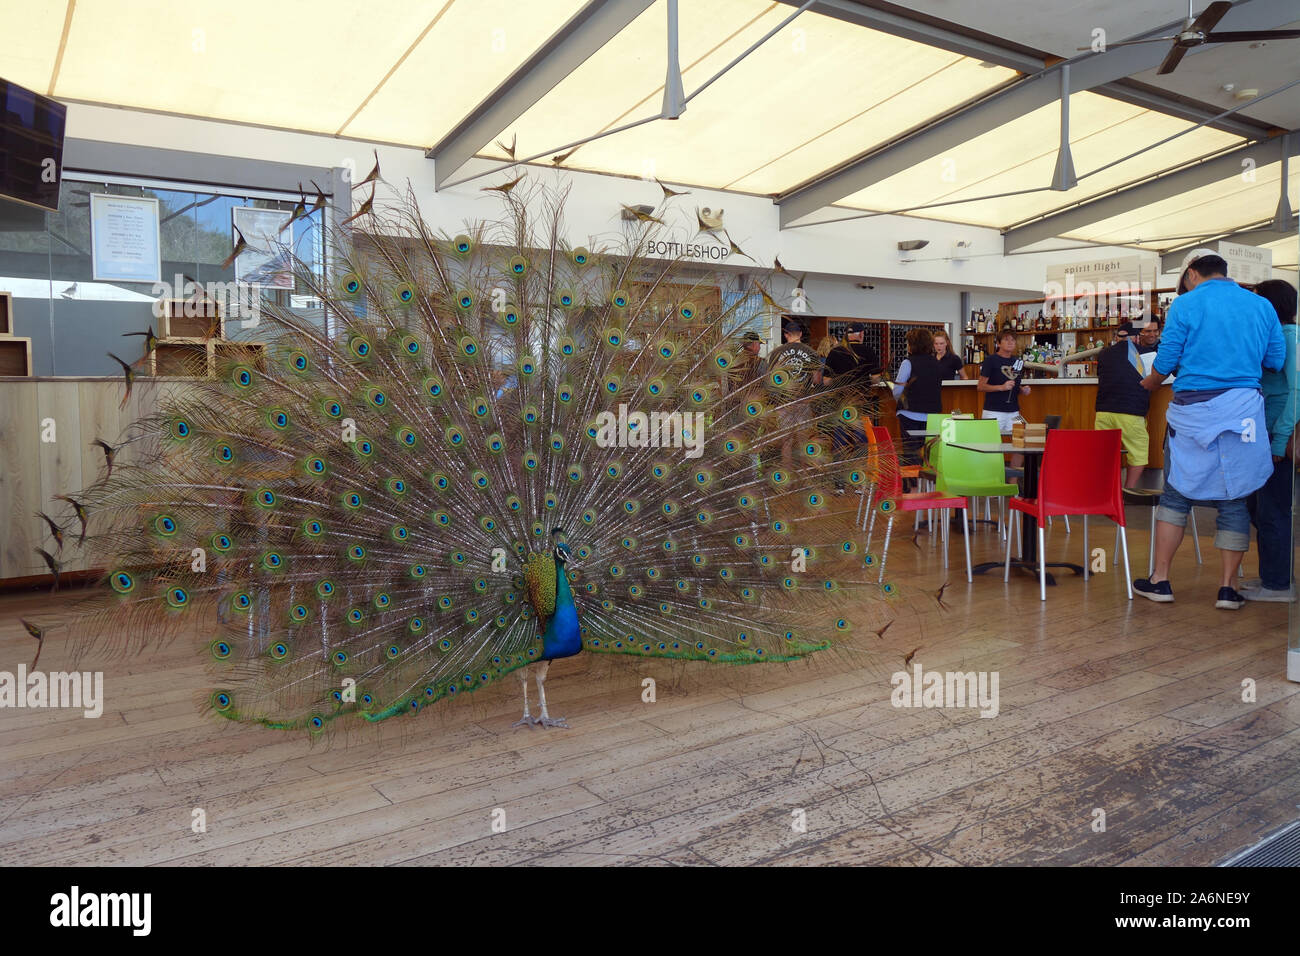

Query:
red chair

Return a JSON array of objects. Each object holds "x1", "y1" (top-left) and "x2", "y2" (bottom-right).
[
  {"x1": 1005, "y1": 429, "x2": 1132, "y2": 601},
  {"x1": 867, "y1": 426, "x2": 972, "y2": 582}
]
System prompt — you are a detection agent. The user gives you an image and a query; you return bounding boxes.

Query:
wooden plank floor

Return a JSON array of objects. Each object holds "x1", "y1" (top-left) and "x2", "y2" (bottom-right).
[{"x1": 0, "y1": 511, "x2": 1295, "y2": 866}]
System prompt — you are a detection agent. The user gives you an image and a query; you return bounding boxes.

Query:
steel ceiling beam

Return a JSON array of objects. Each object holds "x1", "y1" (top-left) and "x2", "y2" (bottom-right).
[
  {"x1": 773, "y1": 0, "x2": 1293, "y2": 227},
  {"x1": 427, "y1": 0, "x2": 654, "y2": 188},
  {"x1": 1004, "y1": 133, "x2": 1300, "y2": 253}
]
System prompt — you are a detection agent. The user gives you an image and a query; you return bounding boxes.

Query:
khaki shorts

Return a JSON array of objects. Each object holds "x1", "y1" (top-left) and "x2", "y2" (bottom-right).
[{"x1": 1094, "y1": 411, "x2": 1148, "y2": 467}]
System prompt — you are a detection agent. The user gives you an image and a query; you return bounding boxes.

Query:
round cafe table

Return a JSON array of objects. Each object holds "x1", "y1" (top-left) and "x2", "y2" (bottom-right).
[{"x1": 945, "y1": 440, "x2": 1086, "y2": 585}]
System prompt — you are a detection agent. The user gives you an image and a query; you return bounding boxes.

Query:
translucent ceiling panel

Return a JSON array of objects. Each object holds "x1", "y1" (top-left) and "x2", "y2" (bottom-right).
[
  {"x1": 30, "y1": 0, "x2": 582, "y2": 146},
  {"x1": 489, "y1": 0, "x2": 1016, "y2": 193},
  {"x1": 838, "y1": 91, "x2": 1241, "y2": 228},
  {"x1": 1259, "y1": 236, "x2": 1298, "y2": 270},
  {"x1": 1067, "y1": 162, "x2": 1299, "y2": 249},
  {"x1": 0, "y1": 2, "x2": 66, "y2": 93},
  {"x1": 345, "y1": 0, "x2": 589, "y2": 145}
]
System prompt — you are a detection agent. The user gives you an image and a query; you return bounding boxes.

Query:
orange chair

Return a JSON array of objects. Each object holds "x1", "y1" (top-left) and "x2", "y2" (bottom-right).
[
  {"x1": 1005, "y1": 429, "x2": 1133, "y2": 601},
  {"x1": 867, "y1": 427, "x2": 972, "y2": 582}
]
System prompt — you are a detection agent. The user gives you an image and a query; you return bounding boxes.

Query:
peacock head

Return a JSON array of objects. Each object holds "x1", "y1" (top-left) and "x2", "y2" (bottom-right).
[{"x1": 551, "y1": 527, "x2": 574, "y2": 565}]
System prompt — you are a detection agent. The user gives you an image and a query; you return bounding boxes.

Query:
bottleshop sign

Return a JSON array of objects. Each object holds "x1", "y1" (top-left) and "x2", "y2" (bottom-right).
[
  {"x1": 1043, "y1": 253, "x2": 1156, "y2": 301},
  {"x1": 644, "y1": 236, "x2": 732, "y2": 262},
  {"x1": 1217, "y1": 241, "x2": 1273, "y2": 286}
]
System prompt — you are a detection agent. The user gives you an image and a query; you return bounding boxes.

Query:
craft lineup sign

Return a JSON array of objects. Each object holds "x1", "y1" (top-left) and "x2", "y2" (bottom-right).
[{"x1": 1217, "y1": 241, "x2": 1273, "y2": 286}]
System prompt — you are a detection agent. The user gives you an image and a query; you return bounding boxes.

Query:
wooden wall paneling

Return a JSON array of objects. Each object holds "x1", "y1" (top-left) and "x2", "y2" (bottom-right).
[
  {"x1": 36, "y1": 383, "x2": 86, "y2": 572},
  {"x1": 0, "y1": 384, "x2": 44, "y2": 578},
  {"x1": 1147, "y1": 387, "x2": 1172, "y2": 470}
]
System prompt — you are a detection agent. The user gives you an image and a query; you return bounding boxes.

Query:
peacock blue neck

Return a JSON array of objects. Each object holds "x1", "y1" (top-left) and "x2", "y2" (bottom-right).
[{"x1": 542, "y1": 560, "x2": 582, "y2": 660}]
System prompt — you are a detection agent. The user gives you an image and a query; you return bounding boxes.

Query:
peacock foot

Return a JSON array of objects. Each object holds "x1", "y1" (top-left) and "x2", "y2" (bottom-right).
[
  {"x1": 537, "y1": 716, "x2": 569, "y2": 729},
  {"x1": 511, "y1": 715, "x2": 537, "y2": 729}
]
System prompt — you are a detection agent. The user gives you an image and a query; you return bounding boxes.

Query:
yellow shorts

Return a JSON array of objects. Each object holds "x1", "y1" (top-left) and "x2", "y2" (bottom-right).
[{"x1": 1094, "y1": 412, "x2": 1148, "y2": 467}]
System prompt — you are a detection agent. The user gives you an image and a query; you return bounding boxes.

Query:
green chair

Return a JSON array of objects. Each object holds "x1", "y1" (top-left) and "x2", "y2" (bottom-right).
[
  {"x1": 918, "y1": 412, "x2": 951, "y2": 531},
  {"x1": 935, "y1": 418, "x2": 1020, "y2": 550}
]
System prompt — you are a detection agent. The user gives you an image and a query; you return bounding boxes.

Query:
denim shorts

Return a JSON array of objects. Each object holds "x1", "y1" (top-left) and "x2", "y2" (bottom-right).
[{"x1": 1156, "y1": 481, "x2": 1251, "y2": 552}]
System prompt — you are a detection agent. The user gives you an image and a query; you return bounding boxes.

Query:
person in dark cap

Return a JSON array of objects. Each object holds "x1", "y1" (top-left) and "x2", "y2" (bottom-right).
[
  {"x1": 823, "y1": 322, "x2": 880, "y2": 491},
  {"x1": 737, "y1": 330, "x2": 767, "y2": 385},
  {"x1": 823, "y1": 321, "x2": 880, "y2": 388},
  {"x1": 768, "y1": 318, "x2": 825, "y2": 471},
  {"x1": 1095, "y1": 319, "x2": 1158, "y2": 489}
]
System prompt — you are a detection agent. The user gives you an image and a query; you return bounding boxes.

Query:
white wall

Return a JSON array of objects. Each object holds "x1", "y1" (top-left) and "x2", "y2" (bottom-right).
[{"x1": 63, "y1": 101, "x2": 1155, "y2": 312}]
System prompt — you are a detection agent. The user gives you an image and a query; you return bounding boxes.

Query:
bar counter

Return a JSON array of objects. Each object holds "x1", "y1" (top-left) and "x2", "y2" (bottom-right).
[{"x1": 873, "y1": 379, "x2": 1173, "y2": 469}]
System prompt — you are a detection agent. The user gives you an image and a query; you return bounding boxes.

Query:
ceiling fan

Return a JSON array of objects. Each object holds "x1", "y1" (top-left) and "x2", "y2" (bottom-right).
[{"x1": 1079, "y1": 1, "x2": 1300, "y2": 75}]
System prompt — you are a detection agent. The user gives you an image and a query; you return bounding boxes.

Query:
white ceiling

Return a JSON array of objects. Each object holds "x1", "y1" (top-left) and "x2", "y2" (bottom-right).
[{"x1": 893, "y1": 0, "x2": 1300, "y2": 127}]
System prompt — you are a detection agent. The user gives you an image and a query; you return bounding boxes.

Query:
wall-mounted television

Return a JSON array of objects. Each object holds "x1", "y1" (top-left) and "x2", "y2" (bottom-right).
[{"x1": 0, "y1": 76, "x2": 65, "y2": 212}]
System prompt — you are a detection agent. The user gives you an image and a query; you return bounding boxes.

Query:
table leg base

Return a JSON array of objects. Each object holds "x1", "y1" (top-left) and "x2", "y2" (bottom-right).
[{"x1": 971, "y1": 560, "x2": 1086, "y2": 585}]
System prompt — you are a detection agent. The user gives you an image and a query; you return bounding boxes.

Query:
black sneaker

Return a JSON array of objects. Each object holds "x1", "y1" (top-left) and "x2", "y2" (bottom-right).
[
  {"x1": 1215, "y1": 587, "x2": 1245, "y2": 610},
  {"x1": 1134, "y1": 578, "x2": 1174, "y2": 602}
]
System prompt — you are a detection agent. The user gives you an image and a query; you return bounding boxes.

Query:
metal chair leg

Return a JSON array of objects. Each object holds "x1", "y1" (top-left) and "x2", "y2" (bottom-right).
[
  {"x1": 879, "y1": 515, "x2": 894, "y2": 583},
  {"x1": 1083, "y1": 514, "x2": 1089, "y2": 581},
  {"x1": 962, "y1": 506, "x2": 972, "y2": 582},
  {"x1": 942, "y1": 508, "x2": 949, "y2": 569},
  {"x1": 1189, "y1": 508, "x2": 1203, "y2": 564},
  {"x1": 1118, "y1": 525, "x2": 1133, "y2": 599},
  {"x1": 1038, "y1": 526, "x2": 1047, "y2": 601},
  {"x1": 1004, "y1": 511, "x2": 1013, "y2": 582},
  {"x1": 1063, "y1": 514, "x2": 1071, "y2": 533}
]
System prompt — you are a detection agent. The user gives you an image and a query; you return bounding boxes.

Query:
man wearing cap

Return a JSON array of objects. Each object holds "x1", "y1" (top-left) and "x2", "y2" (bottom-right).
[
  {"x1": 1095, "y1": 318, "x2": 1160, "y2": 489},
  {"x1": 768, "y1": 319, "x2": 825, "y2": 471},
  {"x1": 823, "y1": 322, "x2": 880, "y2": 490},
  {"x1": 737, "y1": 330, "x2": 767, "y2": 385},
  {"x1": 824, "y1": 322, "x2": 881, "y2": 386},
  {"x1": 1134, "y1": 251, "x2": 1286, "y2": 610}
]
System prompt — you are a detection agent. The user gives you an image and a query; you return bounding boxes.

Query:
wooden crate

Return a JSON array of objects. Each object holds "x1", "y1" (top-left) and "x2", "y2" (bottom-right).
[
  {"x1": 0, "y1": 291, "x2": 12, "y2": 335},
  {"x1": 213, "y1": 341, "x2": 267, "y2": 373},
  {"x1": 153, "y1": 342, "x2": 209, "y2": 377},
  {"x1": 155, "y1": 298, "x2": 223, "y2": 339},
  {"x1": 0, "y1": 338, "x2": 32, "y2": 376}
]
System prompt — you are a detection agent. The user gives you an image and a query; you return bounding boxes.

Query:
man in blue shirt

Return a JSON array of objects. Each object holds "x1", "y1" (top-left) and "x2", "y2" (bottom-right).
[{"x1": 1135, "y1": 254, "x2": 1286, "y2": 609}]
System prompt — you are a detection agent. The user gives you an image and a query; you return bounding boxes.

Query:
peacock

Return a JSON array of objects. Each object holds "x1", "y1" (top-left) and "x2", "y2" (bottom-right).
[{"x1": 44, "y1": 173, "x2": 901, "y2": 735}]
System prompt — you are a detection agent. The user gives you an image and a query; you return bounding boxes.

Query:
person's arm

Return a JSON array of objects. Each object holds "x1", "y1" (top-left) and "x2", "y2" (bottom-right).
[
  {"x1": 892, "y1": 358, "x2": 912, "y2": 399},
  {"x1": 1263, "y1": 316, "x2": 1287, "y2": 372},
  {"x1": 977, "y1": 375, "x2": 1012, "y2": 393},
  {"x1": 1152, "y1": 302, "x2": 1186, "y2": 378},
  {"x1": 1272, "y1": 330, "x2": 1299, "y2": 458}
]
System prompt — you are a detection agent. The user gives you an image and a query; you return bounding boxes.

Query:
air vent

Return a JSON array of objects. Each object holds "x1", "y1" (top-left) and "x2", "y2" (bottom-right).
[{"x1": 1218, "y1": 818, "x2": 1300, "y2": 866}]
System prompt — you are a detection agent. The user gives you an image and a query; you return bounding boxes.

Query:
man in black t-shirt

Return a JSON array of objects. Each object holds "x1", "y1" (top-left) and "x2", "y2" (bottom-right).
[
  {"x1": 823, "y1": 323, "x2": 879, "y2": 491},
  {"x1": 824, "y1": 322, "x2": 880, "y2": 387},
  {"x1": 1096, "y1": 319, "x2": 1159, "y2": 487},
  {"x1": 768, "y1": 319, "x2": 823, "y2": 391},
  {"x1": 768, "y1": 319, "x2": 825, "y2": 471}
]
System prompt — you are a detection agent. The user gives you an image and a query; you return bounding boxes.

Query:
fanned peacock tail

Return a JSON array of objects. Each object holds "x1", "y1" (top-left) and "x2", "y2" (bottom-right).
[{"x1": 53, "y1": 177, "x2": 900, "y2": 734}]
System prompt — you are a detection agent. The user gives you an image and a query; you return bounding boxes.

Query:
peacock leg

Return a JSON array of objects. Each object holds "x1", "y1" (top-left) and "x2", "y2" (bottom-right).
[
  {"x1": 511, "y1": 666, "x2": 536, "y2": 728},
  {"x1": 534, "y1": 660, "x2": 569, "y2": 729}
]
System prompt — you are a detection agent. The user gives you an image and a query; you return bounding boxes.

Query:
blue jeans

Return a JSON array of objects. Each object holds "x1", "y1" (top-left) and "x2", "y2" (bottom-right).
[
  {"x1": 1156, "y1": 481, "x2": 1251, "y2": 552},
  {"x1": 1247, "y1": 458, "x2": 1295, "y2": 590}
]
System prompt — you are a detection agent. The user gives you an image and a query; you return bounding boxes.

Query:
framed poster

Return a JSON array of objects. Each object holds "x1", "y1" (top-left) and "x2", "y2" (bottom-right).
[
  {"x1": 90, "y1": 193, "x2": 161, "y2": 283},
  {"x1": 232, "y1": 205, "x2": 293, "y2": 289}
]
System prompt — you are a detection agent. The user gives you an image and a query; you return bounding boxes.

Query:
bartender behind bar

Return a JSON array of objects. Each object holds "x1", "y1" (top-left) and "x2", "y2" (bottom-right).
[{"x1": 1095, "y1": 318, "x2": 1161, "y2": 488}]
